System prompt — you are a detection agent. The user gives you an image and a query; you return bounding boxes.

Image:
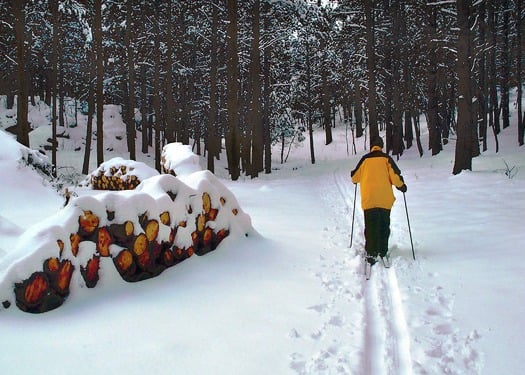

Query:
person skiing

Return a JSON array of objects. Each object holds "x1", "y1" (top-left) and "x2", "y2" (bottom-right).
[{"x1": 351, "y1": 136, "x2": 407, "y2": 268}]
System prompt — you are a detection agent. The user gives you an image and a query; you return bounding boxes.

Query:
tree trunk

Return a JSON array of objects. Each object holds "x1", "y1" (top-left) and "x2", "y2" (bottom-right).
[
  {"x1": 306, "y1": 38, "x2": 315, "y2": 164},
  {"x1": 412, "y1": 115, "x2": 423, "y2": 157},
  {"x1": 225, "y1": 0, "x2": 241, "y2": 180},
  {"x1": 516, "y1": 0, "x2": 523, "y2": 145},
  {"x1": 364, "y1": 0, "x2": 379, "y2": 144},
  {"x1": 402, "y1": 27, "x2": 414, "y2": 151},
  {"x1": 500, "y1": 1, "x2": 511, "y2": 130},
  {"x1": 488, "y1": 0, "x2": 501, "y2": 138},
  {"x1": 153, "y1": 33, "x2": 162, "y2": 173},
  {"x1": 262, "y1": 1, "x2": 272, "y2": 174},
  {"x1": 478, "y1": 1, "x2": 489, "y2": 152},
  {"x1": 82, "y1": 49, "x2": 95, "y2": 175},
  {"x1": 426, "y1": 7, "x2": 442, "y2": 155},
  {"x1": 391, "y1": 0, "x2": 404, "y2": 157},
  {"x1": 453, "y1": 0, "x2": 474, "y2": 175},
  {"x1": 354, "y1": 83, "x2": 363, "y2": 138},
  {"x1": 384, "y1": 38, "x2": 393, "y2": 153},
  {"x1": 94, "y1": 0, "x2": 104, "y2": 166},
  {"x1": 207, "y1": 1, "x2": 220, "y2": 173},
  {"x1": 165, "y1": 0, "x2": 175, "y2": 144},
  {"x1": 12, "y1": 0, "x2": 30, "y2": 147},
  {"x1": 125, "y1": 0, "x2": 136, "y2": 160},
  {"x1": 140, "y1": 64, "x2": 149, "y2": 154},
  {"x1": 50, "y1": 0, "x2": 59, "y2": 176},
  {"x1": 250, "y1": 0, "x2": 263, "y2": 178},
  {"x1": 319, "y1": 2, "x2": 332, "y2": 146}
]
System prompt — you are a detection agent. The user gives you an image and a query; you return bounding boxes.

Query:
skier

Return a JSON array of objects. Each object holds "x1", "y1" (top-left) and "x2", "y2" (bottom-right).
[{"x1": 350, "y1": 137, "x2": 407, "y2": 268}]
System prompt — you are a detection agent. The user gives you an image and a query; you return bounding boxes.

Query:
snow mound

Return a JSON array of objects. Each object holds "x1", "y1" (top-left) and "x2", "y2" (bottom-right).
[
  {"x1": 0, "y1": 128, "x2": 51, "y2": 173},
  {"x1": 0, "y1": 171, "x2": 253, "y2": 313},
  {"x1": 161, "y1": 142, "x2": 202, "y2": 176}
]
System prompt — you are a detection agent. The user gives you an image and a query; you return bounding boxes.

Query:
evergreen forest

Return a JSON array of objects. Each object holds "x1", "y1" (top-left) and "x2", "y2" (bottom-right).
[{"x1": 1, "y1": 0, "x2": 524, "y2": 179}]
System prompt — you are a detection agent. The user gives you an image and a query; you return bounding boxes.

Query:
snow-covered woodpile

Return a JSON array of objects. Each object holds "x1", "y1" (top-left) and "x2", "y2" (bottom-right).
[
  {"x1": 82, "y1": 157, "x2": 160, "y2": 190},
  {"x1": 161, "y1": 142, "x2": 202, "y2": 176},
  {"x1": 0, "y1": 171, "x2": 253, "y2": 314}
]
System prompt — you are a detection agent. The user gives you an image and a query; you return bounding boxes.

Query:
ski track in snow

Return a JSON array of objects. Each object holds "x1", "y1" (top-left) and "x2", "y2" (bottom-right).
[
  {"x1": 334, "y1": 166, "x2": 414, "y2": 375},
  {"x1": 289, "y1": 164, "x2": 482, "y2": 374}
]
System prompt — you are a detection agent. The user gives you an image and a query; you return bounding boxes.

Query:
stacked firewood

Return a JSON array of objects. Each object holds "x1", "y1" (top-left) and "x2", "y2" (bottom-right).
[
  {"x1": 14, "y1": 253, "x2": 74, "y2": 313},
  {"x1": 89, "y1": 165, "x2": 141, "y2": 190},
  {"x1": 12, "y1": 187, "x2": 234, "y2": 313},
  {"x1": 192, "y1": 192, "x2": 230, "y2": 256}
]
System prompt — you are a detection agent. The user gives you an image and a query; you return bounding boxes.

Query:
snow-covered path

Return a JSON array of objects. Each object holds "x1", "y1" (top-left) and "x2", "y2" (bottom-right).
[
  {"x1": 244, "y1": 160, "x2": 419, "y2": 374},
  {"x1": 333, "y1": 165, "x2": 414, "y2": 375},
  {"x1": 257, "y1": 159, "x2": 483, "y2": 375}
]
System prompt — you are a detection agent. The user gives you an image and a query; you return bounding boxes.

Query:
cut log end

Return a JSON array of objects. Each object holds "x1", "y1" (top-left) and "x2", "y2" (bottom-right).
[
  {"x1": 79, "y1": 210, "x2": 99, "y2": 237},
  {"x1": 81, "y1": 256, "x2": 100, "y2": 288}
]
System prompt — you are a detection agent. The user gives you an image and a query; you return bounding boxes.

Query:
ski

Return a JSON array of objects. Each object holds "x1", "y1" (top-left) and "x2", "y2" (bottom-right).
[
  {"x1": 364, "y1": 255, "x2": 375, "y2": 280},
  {"x1": 381, "y1": 254, "x2": 391, "y2": 268},
  {"x1": 364, "y1": 261, "x2": 372, "y2": 280}
]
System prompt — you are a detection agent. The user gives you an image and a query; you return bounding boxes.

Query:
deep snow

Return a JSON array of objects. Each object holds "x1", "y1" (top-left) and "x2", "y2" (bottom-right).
[{"x1": 0, "y1": 95, "x2": 524, "y2": 374}]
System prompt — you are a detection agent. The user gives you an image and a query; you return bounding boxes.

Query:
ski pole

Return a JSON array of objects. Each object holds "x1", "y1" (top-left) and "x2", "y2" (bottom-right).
[
  {"x1": 403, "y1": 192, "x2": 416, "y2": 260},
  {"x1": 349, "y1": 183, "x2": 357, "y2": 248}
]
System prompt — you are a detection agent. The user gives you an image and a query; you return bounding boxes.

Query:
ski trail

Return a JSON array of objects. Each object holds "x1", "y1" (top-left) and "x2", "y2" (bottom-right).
[
  {"x1": 334, "y1": 165, "x2": 413, "y2": 375},
  {"x1": 379, "y1": 267, "x2": 413, "y2": 375},
  {"x1": 385, "y1": 268, "x2": 413, "y2": 374},
  {"x1": 362, "y1": 265, "x2": 414, "y2": 375},
  {"x1": 363, "y1": 273, "x2": 387, "y2": 374},
  {"x1": 290, "y1": 164, "x2": 416, "y2": 374}
]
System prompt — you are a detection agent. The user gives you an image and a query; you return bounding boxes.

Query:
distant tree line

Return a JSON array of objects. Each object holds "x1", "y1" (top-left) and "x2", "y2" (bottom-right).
[{"x1": 1, "y1": 0, "x2": 523, "y2": 179}]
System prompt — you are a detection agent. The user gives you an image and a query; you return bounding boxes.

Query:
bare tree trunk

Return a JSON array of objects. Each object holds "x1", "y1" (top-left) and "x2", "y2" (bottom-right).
[
  {"x1": 82, "y1": 50, "x2": 95, "y2": 175},
  {"x1": 500, "y1": 1, "x2": 511, "y2": 130},
  {"x1": 402, "y1": 22, "x2": 414, "y2": 151},
  {"x1": 153, "y1": 33, "x2": 162, "y2": 172},
  {"x1": 207, "y1": 0, "x2": 220, "y2": 173},
  {"x1": 391, "y1": 0, "x2": 404, "y2": 157},
  {"x1": 140, "y1": 64, "x2": 149, "y2": 154},
  {"x1": 58, "y1": 35, "x2": 65, "y2": 130},
  {"x1": 125, "y1": 0, "x2": 136, "y2": 160},
  {"x1": 94, "y1": 0, "x2": 104, "y2": 166},
  {"x1": 262, "y1": 0, "x2": 272, "y2": 174},
  {"x1": 306, "y1": 38, "x2": 315, "y2": 164},
  {"x1": 426, "y1": 7, "x2": 442, "y2": 155},
  {"x1": 454, "y1": 0, "x2": 474, "y2": 174},
  {"x1": 414, "y1": 114, "x2": 423, "y2": 157},
  {"x1": 225, "y1": 0, "x2": 241, "y2": 180},
  {"x1": 250, "y1": 0, "x2": 263, "y2": 177},
  {"x1": 12, "y1": 0, "x2": 30, "y2": 147},
  {"x1": 50, "y1": 0, "x2": 59, "y2": 176},
  {"x1": 488, "y1": 0, "x2": 501, "y2": 140},
  {"x1": 165, "y1": 0, "x2": 175, "y2": 144},
  {"x1": 363, "y1": 0, "x2": 379, "y2": 143},
  {"x1": 478, "y1": 1, "x2": 489, "y2": 152},
  {"x1": 318, "y1": 1, "x2": 332, "y2": 146},
  {"x1": 354, "y1": 83, "x2": 363, "y2": 138},
  {"x1": 516, "y1": 0, "x2": 524, "y2": 145}
]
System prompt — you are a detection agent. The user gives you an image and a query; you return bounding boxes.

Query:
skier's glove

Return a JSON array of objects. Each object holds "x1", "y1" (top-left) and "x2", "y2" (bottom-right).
[{"x1": 397, "y1": 184, "x2": 407, "y2": 193}]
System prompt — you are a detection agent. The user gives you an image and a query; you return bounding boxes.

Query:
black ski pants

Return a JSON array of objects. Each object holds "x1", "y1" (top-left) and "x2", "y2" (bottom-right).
[{"x1": 364, "y1": 207, "x2": 391, "y2": 259}]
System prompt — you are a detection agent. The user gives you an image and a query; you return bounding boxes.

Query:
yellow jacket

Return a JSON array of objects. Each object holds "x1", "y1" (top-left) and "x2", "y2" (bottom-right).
[{"x1": 351, "y1": 146, "x2": 405, "y2": 210}]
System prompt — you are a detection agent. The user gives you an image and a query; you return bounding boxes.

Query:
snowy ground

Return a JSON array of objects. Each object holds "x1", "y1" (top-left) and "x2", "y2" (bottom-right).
[{"x1": 0, "y1": 97, "x2": 524, "y2": 374}]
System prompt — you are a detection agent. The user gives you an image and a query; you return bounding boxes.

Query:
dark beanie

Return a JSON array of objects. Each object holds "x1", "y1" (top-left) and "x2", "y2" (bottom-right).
[{"x1": 370, "y1": 136, "x2": 384, "y2": 150}]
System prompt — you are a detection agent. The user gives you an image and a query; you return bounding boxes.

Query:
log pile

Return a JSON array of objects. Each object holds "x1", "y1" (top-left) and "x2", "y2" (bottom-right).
[
  {"x1": 89, "y1": 166, "x2": 142, "y2": 190},
  {"x1": 14, "y1": 254, "x2": 75, "y2": 313},
  {"x1": 192, "y1": 192, "x2": 229, "y2": 256},
  {"x1": 8, "y1": 173, "x2": 247, "y2": 313},
  {"x1": 82, "y1": 157, "x2": 159, "y2": 191}
]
